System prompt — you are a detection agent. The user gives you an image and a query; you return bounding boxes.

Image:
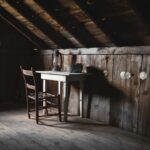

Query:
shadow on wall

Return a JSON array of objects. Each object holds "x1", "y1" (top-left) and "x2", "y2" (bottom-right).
[
  {"x1": 85, "y1": 66, "x2": 126, "y2": 98},
  {"x1": 84, "y1": 66, "x2": 127, "y2": 118},
  {"x1": 72, "y1": 66, "x2": 129, "y2": 120}
]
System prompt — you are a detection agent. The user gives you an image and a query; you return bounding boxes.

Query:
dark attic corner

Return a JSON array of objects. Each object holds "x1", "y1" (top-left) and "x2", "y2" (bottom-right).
[{"x1": 0, "y1": 0, "x2": 150, "y2": 149}]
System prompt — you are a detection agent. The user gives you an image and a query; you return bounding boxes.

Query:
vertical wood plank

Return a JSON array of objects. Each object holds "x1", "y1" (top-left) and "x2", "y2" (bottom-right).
[
  {"x1": 121, "y1": 55, "x2": 142, "y2": 131},
  {"x1": 128, "y1": 55, "x2": 142, "y2": 133},
  {"x1": 138, "y1": 55, "x2": 150, "y2": 135},
  {"x1": 110, "y1": 55, "x2": 127, "y2": 127}
]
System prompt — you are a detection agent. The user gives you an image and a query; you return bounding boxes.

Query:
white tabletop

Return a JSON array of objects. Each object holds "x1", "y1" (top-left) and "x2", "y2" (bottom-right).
[{"x1": 36, "y1": 70, "x2": 86, "y2": 76}]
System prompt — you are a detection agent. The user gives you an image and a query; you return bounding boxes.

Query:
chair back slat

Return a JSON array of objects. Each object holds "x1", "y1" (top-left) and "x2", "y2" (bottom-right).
[
  {"x1": 26, "y1": 83, "x2": 36, "y2": 90},
  {"x1": 20, "y1": 66, "x2": 37, "y2": 93},
  {"x1": 22, "y1": 69, "x2": 33, "y2": 76}
]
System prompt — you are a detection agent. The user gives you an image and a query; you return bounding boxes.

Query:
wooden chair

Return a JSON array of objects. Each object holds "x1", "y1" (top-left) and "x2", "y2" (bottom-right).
[{"x1": 20, "y1": 66, "x2": 61, "y2": 124}]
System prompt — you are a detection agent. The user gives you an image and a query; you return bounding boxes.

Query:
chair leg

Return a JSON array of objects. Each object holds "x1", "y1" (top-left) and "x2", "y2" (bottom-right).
[
  {"x1": 58, "y1": 95, "x2": 61, "y2": 122},
  {"x1": 28, "y1": 113, "x2": 31, "y2": 119},
  {"x1": 27, "y1": 99, "x2": 31, "y2": 119},
  {"x1": 35, "y1": 100, "x2": 39, "y2": 124}
]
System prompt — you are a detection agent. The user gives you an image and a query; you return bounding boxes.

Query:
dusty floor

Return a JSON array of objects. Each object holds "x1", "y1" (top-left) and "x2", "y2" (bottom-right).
[{"x1": 0, "y1": 108, "x2": 150, "y2": 150}]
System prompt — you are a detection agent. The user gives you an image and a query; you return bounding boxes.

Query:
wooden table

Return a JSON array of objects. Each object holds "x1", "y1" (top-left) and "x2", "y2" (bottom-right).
[{"x1": 36, "y1": 71, "x2": 87, "y2": 122}]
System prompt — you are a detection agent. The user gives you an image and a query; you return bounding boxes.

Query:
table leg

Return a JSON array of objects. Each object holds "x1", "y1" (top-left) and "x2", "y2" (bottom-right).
[
  {"x1": 43, "y1": 80, "x2": 48, "y2": 114},
  {"x1": 58, "y1": 81, "x2": 61, "y2": 95},
  {"x1": 63, "y1": 82, "x2": 70, "y2": 122},
  {"x1": 79, "y1": 80, "x2": 84, "y2": 118}
]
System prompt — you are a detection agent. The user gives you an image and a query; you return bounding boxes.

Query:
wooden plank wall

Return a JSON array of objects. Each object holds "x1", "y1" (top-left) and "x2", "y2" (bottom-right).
[{"x1": 38, "y1": 47, "x2": 150, "y2": 137}]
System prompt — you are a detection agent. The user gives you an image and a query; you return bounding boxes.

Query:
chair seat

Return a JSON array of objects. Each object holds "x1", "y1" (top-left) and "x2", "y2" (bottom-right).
[{"x1": 28, "y1": 92, "x2": 58, "y2": 100}]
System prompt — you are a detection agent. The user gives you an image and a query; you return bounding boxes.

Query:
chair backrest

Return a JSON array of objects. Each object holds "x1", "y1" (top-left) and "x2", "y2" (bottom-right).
[{"x1": 20, "y1": 66, "x2": 37, "y2": 98}]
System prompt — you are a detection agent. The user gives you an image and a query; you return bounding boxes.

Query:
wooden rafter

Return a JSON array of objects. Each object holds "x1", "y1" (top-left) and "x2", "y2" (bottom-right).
[
  {"x1": 74, "y1": 0, "x2": 136, "y2": 45},
  {"x1": 0, "y1": 8, "x2": 50, "y2": 49},
  {"x1": 0, "y1": 1, "x2": 59, "y2": 49},
  {"x1": 58, "y1": 0, "x2": 114, "y2": 46},
  {"x1": 129, "y1": 0, "x2": 150, "y2": 25},
  {"x1": 24, "y1": 0, "x2": 84, "y2": 48},
  {"x1": 6, "y1": 0, "x2": 75, "y2": 48},
  {"x1": 35, "y1": 0, "x2": 102, "y2": 47},
  {"x1": 75, "y1": 0, "x2": 150, "y2": 46}
]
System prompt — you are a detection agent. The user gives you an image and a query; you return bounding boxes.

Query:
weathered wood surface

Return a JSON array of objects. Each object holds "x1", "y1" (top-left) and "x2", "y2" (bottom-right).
[
  {"x1": 40, "y1": 46, "x2": 150, "y2": 55},
  {"x1": 138, "y1": 55, "x2": 150, "y2": 136},
  {"x1": 128, "y1": 55, "x2": 142, "y2": 133},
  {"x1": 38, "y1": 47, "x2": 150, "y2": 137},
  {"x1": 0, "y1": 109, "x2": 150, "y2": 150}
]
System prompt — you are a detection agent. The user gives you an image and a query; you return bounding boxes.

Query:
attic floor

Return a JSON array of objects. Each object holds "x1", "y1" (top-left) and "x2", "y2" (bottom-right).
[{"x1": 0, "y1": 108, "x2": 150, "y2": 150}]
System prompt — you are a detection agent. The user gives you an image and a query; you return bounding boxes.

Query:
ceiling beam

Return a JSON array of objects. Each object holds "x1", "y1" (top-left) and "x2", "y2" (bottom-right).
[
  {"x1": 58, "y1": 0, "x2": 114, "y2": 46},
  {"x1": 6, "y1": 0, "x2": 75, "y2": 48},
  {"x1": 35, "y1": 0, "x2": 102, "y2": 47},
  {"x1": 0, "y1": 7, "x2": 50, "y2": 49},
  {"x1": 0, "y1": 1, "x2": 59, "y2": 49},
  {"x1": 75, "y1": 0, "x2": 150, "y2": 46},
  {"x1": 24, "y1": 0, "x2": 84, "y2": 48},
  {"x1": 74, "y1": 0, "x2": 137, "y2": 46},
  {"x1": 129, "y1": 0, "x2": 150, "y2": 25}
]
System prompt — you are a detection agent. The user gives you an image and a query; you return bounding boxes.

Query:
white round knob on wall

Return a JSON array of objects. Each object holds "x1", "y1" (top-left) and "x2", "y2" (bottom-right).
[
  {"x1": 120, "y1": 72, "x2": 131, "y2": 80},
  {"x1": 139, "y1": 72, "x2": 148, "y2": 80}
]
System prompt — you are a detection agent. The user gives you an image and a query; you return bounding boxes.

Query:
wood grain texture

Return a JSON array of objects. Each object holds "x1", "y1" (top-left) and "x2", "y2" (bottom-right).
[
  {"x1": 0, "y1": 109, "x2": 150, "y2": 150},
  {"x1": 138, "y1": 55, "x2": 150, "y2": 136},
  {"x1": 128, "y1": 55, "x2": 142, "y2": 133},
  {"x1": 110, "y1": 55, "x2": 127, "y2": 127},
  {"x1": 40, "y1": 46, "x2": 150, "y2": 55},
  {"x1": 38, "y1": 47, "x2": 150, "y2": 136}
]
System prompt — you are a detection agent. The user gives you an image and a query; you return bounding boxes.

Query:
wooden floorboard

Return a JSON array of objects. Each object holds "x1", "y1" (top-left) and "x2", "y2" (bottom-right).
[{"x1": 0, "y1": 109, "x2": 150, "y2": 150}]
